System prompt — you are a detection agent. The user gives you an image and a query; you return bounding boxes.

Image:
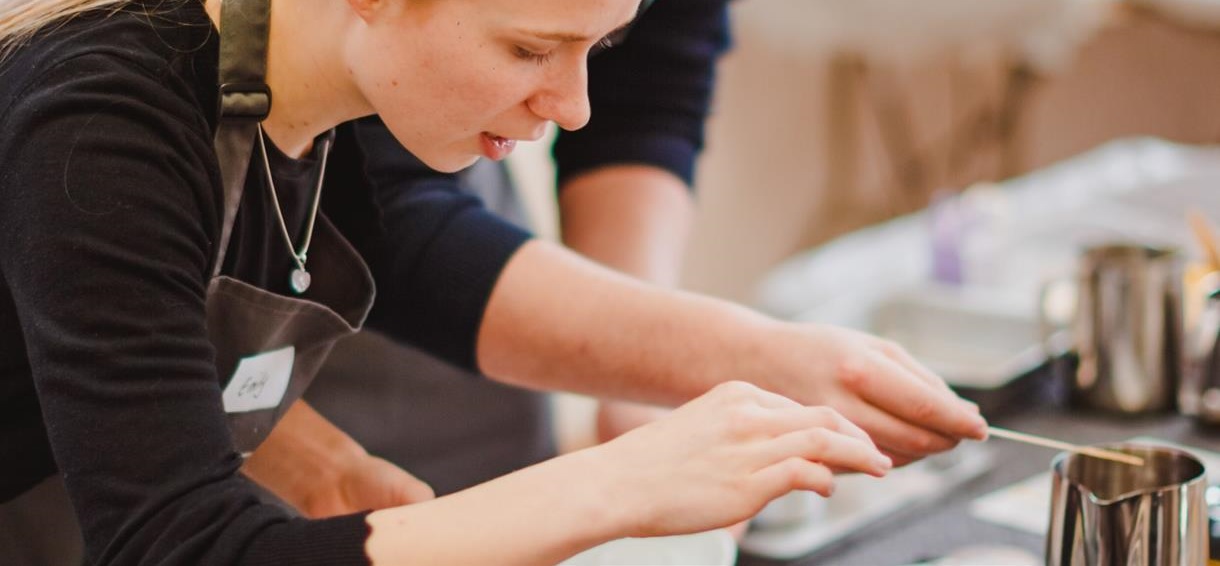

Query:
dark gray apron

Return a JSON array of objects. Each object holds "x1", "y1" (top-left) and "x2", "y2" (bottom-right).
[
  {"x1": 208, "y1": 177, "x2": 374, "y2": 454},
  {"x1": 0, "y1": 0, "x2": 372, "y2": 562}
]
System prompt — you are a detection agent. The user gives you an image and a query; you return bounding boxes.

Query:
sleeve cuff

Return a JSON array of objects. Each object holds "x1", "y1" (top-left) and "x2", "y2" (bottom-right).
[
  {"x1": 368, "y1": 205, "x2": 531, "y2": 372},
  {"x1": 241, "y1": 512, "x2": 373, "y2": 565},
  {"x1": 554, "y1": 132, "x2": 699, "y2": 189}
]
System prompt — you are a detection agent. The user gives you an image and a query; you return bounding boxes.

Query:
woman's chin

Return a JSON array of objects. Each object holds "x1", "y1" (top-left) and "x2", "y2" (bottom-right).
[{"x1": 416, "y1": 152, "x2": 481, "y2": 174}]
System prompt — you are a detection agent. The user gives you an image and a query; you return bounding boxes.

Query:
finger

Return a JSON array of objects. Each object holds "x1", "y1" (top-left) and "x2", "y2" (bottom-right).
[
  {"x1": 844, "y1": 354, "x2": 987, "y2": 440},
  {"x1": 878, "y1": 448, "x2": 918, "y2": 469},
  {"x1": 824, "y1": 444, "x2": 918, "y2": 472},
  {"x1": 751, "y1": 457, "x2": 836, "y2": 499},
  {"x1": 835, "y1": 401, "x2": 960, "y2": 460},
  {"x1": 300, "y1": 497, "x2": 344, "y2": 519},
  {"x1": 744, "y1": 382, "x2": 805, "y2": 410},
  {"x1": 708, "y1": 380, "x2": 801, "y2": 411},
  {"x1": 876, "y1": 345, "x2": 987, "y2": 418},
  {"x1": 755, "y1": 427, "x2": 891, "y2": 478},
  {"x1": 755, "y1": 405, "x2": 874, "y2": 447},
  {"x1": 870, "y1": 352, "x2": 984, "y2": 424},
  {"x1": 870, "y1": 337, "x2": 952, "y2": 393},
  {"x1": 725, "y1": 521, "x2": 749, "y2": 542},
  {"x1": 362, "y1": 457, "x2": 436, "y2": 507},
  {"x1": 397, "y1": 474, "x2": 436, "y2": 504}
]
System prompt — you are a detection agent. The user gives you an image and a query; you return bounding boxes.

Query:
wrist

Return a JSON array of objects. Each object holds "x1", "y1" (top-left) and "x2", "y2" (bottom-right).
[
  {"x1": 559, "y1": 444, "x2": 642, "y2": 541},
  {"x1": 367, "y1": 446, "x2": 633, "y2": 564},
  {"x1": 748, "y1": 318, "x2": 801, "y2": 392},
  {"x1": 700, "y1": 298, "x2": 789, "y2": 393}
]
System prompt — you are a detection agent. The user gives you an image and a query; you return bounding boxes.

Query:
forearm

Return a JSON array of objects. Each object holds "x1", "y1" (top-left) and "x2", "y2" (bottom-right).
[
  {"x1": 477, "y1": 239, "x2": 777, "y2": 405},
  {"x1": 558, "y1": 165, "x2": 693, "y2": 285},
  {"x1": 366, "y1": 448, "x2": 620, "y2": 565},
  {"x1": 365, "y1": 379, "x2": 892, "y2": 564}
]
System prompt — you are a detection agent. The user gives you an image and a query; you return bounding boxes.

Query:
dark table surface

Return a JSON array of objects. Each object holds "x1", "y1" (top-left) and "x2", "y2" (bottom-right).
[{"x1": 737, "y1": 374, "x2": 1220, "y2": 566}]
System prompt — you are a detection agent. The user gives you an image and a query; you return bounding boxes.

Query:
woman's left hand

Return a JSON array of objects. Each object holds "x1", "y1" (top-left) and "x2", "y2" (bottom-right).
[
  {"x1": 295, "y1": 453, "x2": 435, "y2": 518},
  {"x1": 243, "y1": 401, "x2": 434, "y2": 517}
]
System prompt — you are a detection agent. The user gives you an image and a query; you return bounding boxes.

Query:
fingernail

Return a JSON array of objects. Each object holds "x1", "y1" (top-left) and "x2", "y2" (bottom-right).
[
  {"x1": 972, "y1": 418, "x2": 988, "y2": 439},
  {"x1": 875, "y1": 455, "x2": 893, "y2": 474}
]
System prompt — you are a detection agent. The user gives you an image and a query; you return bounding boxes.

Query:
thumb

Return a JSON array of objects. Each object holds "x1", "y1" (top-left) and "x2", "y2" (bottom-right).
[
  {"x1": 371, "y1": 456, "x2": 436, "y2": 505},
  {"x1": 395, "y1": 470, "x2": 436, "y2": 504},
  {"x1": 341, "y1": 456, "x2": 436, "y2": 511}
]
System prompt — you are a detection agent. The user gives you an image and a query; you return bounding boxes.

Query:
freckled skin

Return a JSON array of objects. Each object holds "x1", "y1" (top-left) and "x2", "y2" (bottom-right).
[{"x1": 345, "y1": 0, "x2": 633, "y2": 172}]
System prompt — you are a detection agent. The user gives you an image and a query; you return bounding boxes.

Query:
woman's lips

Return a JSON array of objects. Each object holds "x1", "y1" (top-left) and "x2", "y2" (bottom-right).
[{"x1": 480, "y1": 132, "x2": 517, "y2": 161}]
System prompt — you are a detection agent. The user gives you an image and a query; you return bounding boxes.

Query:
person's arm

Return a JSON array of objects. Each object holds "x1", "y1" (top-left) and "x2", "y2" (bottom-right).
[
  {"x1": 559, "y1": 167, "x2": 692, "y2": 288},
  {"x1": 365, "y1": 381, "x2": 892, "y2": 564},
  {"x1": 477, "y1": 240, "x2": 988, "y2": 465}
]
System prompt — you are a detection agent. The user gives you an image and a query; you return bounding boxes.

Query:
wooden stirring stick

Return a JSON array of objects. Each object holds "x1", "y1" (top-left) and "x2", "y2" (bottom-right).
[
  {"x1": 987, "y1": 426, "x2": 1145, "y2": 466},
  {"x1": 1188, "y1": 209, "x2": 1220, "y2": 270}
]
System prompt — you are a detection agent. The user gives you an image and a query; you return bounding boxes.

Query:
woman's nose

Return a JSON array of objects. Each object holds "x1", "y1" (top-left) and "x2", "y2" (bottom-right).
[{"x1": 528, "y1": 63, "x2": 591, "y2": 132}]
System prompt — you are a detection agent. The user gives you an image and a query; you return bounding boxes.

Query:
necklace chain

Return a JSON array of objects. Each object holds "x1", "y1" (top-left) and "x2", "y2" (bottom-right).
[{"x1": 256, "y1": 124, "x2": 332, "y2": 293}]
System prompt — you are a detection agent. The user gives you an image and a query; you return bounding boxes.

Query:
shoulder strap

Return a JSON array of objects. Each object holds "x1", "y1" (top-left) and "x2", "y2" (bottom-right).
[{"x1": 211, "y1": 0, "x2": 273, "y2": 277}]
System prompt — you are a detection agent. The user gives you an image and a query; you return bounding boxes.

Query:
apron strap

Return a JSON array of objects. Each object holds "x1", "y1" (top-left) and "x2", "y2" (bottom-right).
[{"x1": 211, "y1": 0, "x2": 273, "y2": 278}]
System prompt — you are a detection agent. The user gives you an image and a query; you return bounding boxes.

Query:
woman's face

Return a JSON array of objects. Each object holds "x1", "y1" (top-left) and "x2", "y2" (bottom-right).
[{"x1": 347, "y1": 0, "x2": 640, "y2": 172}]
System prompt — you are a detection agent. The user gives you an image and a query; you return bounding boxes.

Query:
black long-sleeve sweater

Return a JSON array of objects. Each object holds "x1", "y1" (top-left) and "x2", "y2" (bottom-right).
[{"x1": 0, "y1": 2, "x2": 528, "y2": 563}]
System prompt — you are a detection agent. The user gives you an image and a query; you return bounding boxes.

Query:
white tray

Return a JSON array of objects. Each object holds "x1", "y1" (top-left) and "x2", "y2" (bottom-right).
[{"x1": 741, "y1": 443, "x2": 995, "y2": 559}]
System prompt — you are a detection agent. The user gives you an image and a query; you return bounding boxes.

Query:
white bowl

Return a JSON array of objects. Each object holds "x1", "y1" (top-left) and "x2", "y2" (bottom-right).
[{"x1": 560, "y1": 530, "x2": 737, "y2": 566}]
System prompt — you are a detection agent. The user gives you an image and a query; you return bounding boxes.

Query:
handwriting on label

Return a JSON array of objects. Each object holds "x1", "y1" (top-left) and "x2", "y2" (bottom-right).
[{"x1": 222, "y1": 346, "x2": 295, "y2": 413}]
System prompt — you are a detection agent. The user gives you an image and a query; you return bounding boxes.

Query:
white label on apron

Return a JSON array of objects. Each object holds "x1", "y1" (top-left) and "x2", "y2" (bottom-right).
[{"x1": 222, "y1": 346, "x2": 295, "y2": 413}]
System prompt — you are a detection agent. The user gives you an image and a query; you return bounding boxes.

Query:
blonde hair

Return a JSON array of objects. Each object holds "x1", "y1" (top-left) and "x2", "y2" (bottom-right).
[{"x1": 0, "y1": 0, "x2": 130, "y2": 61}]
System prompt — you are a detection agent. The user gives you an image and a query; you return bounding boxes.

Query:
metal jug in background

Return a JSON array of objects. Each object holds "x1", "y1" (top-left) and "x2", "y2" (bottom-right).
[
  {"x1": 1047, "y1": 444, "x2": 1208, "y2": 566},
  {"x1": 1051, "y1": 244, "x2": 1185, "y2": 414},
  {"x1": 1182, "y1": 288, "x2": 1220, "y2": 423}
]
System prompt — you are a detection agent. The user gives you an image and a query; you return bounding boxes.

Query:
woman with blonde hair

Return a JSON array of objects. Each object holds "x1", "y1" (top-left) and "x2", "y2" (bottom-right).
[{"x1": 0, "y1": 0, "x2": 985, "y2": 563}]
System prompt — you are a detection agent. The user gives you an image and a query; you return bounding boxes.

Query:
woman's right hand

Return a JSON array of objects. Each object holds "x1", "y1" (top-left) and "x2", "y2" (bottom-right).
[
  {"x1": 366, "y1": 381, "x2": 888, "y2": 564},
  {"x1": 590, "y1": 380, "x2": 892, "y2": 538}
]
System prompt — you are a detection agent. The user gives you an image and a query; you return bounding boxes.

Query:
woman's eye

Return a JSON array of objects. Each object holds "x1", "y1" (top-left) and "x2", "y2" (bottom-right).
[{"x1": 513, "y1": 46, "x2": 553, "y2": 65}]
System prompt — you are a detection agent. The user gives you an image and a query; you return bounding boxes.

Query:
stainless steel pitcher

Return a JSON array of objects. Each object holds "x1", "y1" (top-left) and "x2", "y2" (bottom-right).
[
  {"x1": 1047, "y1": 444, "x2": 1208, "y2": 566},
  {"x1": 1066, "y1": 244, "x2": 1184, "y2": 414},
  {"x1": 1182, "y1": 288, "x2": 1220, "y2": 423}
]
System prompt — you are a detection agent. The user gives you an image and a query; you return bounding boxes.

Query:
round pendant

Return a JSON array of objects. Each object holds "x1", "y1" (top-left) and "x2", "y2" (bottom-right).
[{"x1": 290, "y1": 268, "x2": 312, "y2": 294}]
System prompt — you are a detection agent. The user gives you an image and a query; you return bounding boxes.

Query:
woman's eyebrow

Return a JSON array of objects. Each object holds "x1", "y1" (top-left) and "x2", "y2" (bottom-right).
[{"x1": 521, "y1": 21, "x2": 633, "y2": 43}]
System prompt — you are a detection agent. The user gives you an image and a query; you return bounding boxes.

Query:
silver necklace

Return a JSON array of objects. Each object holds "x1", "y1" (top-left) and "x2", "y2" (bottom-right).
[{"x1": 256, "y1": 124, "x2": 332, "y2": 295}]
